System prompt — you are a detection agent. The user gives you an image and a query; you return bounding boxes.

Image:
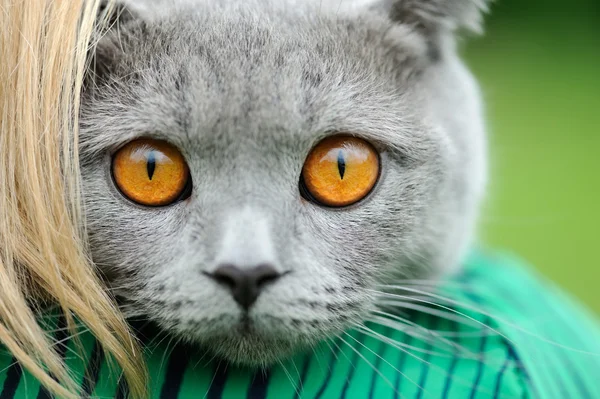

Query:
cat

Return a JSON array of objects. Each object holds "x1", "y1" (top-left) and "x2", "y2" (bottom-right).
[{"x1": 79, "y1": 0, "x2": 489, "y2": 367}]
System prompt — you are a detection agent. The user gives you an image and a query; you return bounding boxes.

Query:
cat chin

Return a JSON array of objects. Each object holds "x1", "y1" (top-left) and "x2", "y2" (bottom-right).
[
  {"x1": 194, "y1": 330, "x2": 317, "y2": 367},
  {"x1": 169, "y1": 316, "x2": 341, "y2": 366}
]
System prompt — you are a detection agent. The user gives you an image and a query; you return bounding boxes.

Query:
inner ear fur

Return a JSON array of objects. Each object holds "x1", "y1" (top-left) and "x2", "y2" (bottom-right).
[
  {"x1": 84, "y1": 1, "x2": 141, "y2": 90},
  {"x1": 383, "y1": 0, "x2": 491, "y2": 34},
  {"x1": 372, "y1": 0, "x2": 491, "y2": 59}
]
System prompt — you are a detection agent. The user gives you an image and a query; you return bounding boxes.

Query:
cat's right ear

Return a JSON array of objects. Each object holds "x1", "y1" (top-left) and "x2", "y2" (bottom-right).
[
  {"x1": 84, "y1": 1, "x2": 141, "y2": 89},
  {"x1": 97, "y1": 0, "x2": 137, "y2": 28}
]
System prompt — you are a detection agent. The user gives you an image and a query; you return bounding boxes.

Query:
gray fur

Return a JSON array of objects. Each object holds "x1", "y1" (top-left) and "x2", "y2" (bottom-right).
[{"x1": 80, "y1": 0, "x2": 489, "y2": 365}]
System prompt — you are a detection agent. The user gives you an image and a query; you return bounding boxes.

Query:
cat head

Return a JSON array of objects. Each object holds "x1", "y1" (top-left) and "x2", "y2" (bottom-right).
[{"x1": 80, "y1": 0, "x2": 489, "y2": 365}]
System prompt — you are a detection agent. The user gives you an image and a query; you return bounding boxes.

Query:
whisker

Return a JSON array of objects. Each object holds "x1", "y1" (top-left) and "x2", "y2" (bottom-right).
[
  {"x1": 157, "y1": 336, "x2": 177, "y2": 375},
  {"x1": 379, "y1": 281, "x2": 479, "y2": 289},
  {"x1": 370, "y1": 290, "x2": 508, "y2": 340},
  {"x1": 355, "y1": 324, "x2": 460, "y2": 359},
  {"x1": 349, "y1": 325, "x2": 507, "y2": 397},
  {"x1": 289, "y1": 357, "x2": 302, "y2": 387},
  {"x1": 340, "y1": 332, "x2": 415, "y2": 398},
  {"x1": 278, "y1": 359, "x2": 301, "y2": 398},
  {"x1": 370, "y1": 309, "x2": 479, "y2": 354},
  {"x1": 202, "y1": 361, "x2": 222, "y2": 399},
  {"x1": 356, "y1": 321, "x2": 514, "y2": 371},
  {"x1": 52, "y1": 326, "x2": 91, "y2": 347},
  {"x1": 310, "y1": 342, "x2": 330, "y2": 375},
  {"x1": 43, "y1": 323, "x2": 86, "y2": 335},
  {"x1": 46, "y1": 328, "x2": 93, "y2": 365},
  {"x1": 199, "y1": 350, "x2": 220, "y2": 370},
  {"x1": 376, "y1": 300, "x2": 484, "y2": 328},
  {"x1": 325, "y1": 336, "x2": 359, "y2": 390},
  {"x1": 190, "y1": 348, "x2": 210, "y2": 370},
  {"x1": 144, "y1": 329, "x2": 171, "y2": 355},
  {"x1": 373, "y1": 289, "x2": 600, "y2": 355}
]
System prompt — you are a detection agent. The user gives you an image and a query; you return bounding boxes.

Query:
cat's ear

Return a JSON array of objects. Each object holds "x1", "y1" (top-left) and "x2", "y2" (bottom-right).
[
  {"x1": 370, "y1": 0, "x2": 491, "y2": 34},
  {"x1": 387, "y1": 0, "x2": 490, "y2": 35},
  {"x1": 365, "y1": 0, "x2": 491, "y2": 53},
  {"x1": 84, "y1": 1, "x2": 142, "y2": 89},
  {"x1": 97, "y1": 0, "x2": 138, "y2": 28}
]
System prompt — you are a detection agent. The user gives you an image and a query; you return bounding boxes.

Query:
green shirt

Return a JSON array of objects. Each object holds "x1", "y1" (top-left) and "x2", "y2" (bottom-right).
[{"x1": 1, "y1": 249, "x2": 599, "y2": 398}]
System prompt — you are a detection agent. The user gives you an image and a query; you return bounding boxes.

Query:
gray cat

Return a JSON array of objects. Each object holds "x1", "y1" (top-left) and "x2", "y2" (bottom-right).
[{"x1": 80, "y1": 0, "x2": 489, "y2": 366}]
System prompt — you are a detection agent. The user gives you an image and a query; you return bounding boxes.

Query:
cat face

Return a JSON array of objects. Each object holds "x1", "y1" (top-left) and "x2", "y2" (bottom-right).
[{"x1": 79, "y1": 0, "x2": 488, "y2": 365}]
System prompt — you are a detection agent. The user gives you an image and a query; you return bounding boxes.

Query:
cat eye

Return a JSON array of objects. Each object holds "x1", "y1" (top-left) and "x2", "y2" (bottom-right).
[
  {"x1": 112, "y1": 139, "x2": 192, "y2": 206},
  {"x1": 300, "y1": 135, "x2": 380, "y2": 207}
]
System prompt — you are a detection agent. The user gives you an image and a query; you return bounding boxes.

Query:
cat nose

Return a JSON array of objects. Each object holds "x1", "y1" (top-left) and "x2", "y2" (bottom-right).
[{"x1": 208, "y1": 264, "x2": 281, "y2": 310}]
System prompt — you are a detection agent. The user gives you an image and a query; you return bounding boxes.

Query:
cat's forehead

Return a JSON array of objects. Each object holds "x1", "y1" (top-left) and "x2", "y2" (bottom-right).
[
  {"x1": 129, "y1": 0, "x2": 381, "y2": 20},
  {"x1": 125, "y1": 0, "x2": 420, "y2": 77},
  {"x1": 81, "y1": 0, "x2": 430, "y2": 159}
]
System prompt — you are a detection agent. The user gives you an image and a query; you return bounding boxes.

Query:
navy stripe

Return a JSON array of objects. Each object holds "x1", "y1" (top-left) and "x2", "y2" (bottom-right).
[
  {"x1": 510, "y1": 346, "x2": 530, "y2": 399},
  {"x1": 247, "y1": 369, "x2": 271, "y2": 399},
  {"x1": 441, "y1": 321, "x2": 460, "y2": 399},
  {"x1": 493, "y1": 343, "x2": 512, "y2": 399},
  {"x1": 314, "y1": 338, "x2": 342, "y2": 399},
  {"x1": 207, "y1": 361, "x2": 228, "y2": 399},
  {"x1": 481, "y1": 275, "x2": 593, "y2": 398},
  {"x1": 82, "y1": 338, "x2": 104, "y2": 397},
  {"x1": 368, "y1": 329, "x2": 388, "y2": 399},
  {"x1": 468, "y1": 317, "x2": 490, "y2": 399},
  {"x1": 159, "y1": 344, "x2": 189, "y2": 399},
  {"x1": 37, "y1": 314, "x2": 69, "y2": 399},
  {"x1": 37, "y1": 382, "x2": 52, "y2": 398},
  {"x1": 128, "y1": 320, "x2": 155, "y2": 343},
  {"x1": 293, "y1": 354, "x2": 311, "y2": 399},
  {"x1": 341, "y1": 333, "x2": 366, "y2": 399},
  {"x1": 113, "y1": 320, "x2": 156, "y2": 399},
  {"x1": 459, "y1": 274, "x2": 540, "y2": 399},
  {"x1": 115, "y1": 374, "x2": 129, "y2": 399},
  {"x1": 394, "y1": 330, "x2": 412, "y2": 397},
  {"x1": 416, "y1": 315, "x2": 439, "y2": 399},
  {"x1": 0, "y1": 358, "x2": 22, "y2": 399}
]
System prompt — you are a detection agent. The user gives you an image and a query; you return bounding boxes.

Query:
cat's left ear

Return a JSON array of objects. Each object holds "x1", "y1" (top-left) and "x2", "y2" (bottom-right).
[
  {"x1": 360, "y1": 0, "x2": 492, "y2": 56},
  {"x1": 365, "y1": 0, "x2": 491, "y2": 34},
  {"x1": 388, "y1": 0, "x2": 490, "y2": 35}
]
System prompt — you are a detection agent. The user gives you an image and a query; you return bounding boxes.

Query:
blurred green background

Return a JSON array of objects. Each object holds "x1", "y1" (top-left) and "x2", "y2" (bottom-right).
[{"x1": 463, "y1": 0, "x2": 600, "y2": 313}]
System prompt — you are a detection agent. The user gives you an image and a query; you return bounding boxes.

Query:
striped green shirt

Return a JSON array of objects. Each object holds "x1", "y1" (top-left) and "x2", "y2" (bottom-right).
[{"x1": 1, "y1": 249, "x2": 599, "y2": 398}]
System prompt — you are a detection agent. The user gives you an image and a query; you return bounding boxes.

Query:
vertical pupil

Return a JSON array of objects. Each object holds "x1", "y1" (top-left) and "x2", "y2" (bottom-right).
[
  {"x1": 337, "y1": 150, "x2": 346, "y2": 179},
  {"x1": 147, "y1": 151, "x2": 156, "y2": 180}
]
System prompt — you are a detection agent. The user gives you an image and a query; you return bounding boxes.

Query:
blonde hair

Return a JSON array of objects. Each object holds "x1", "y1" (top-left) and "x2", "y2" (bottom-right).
[{"x1": 0, "y1": 1, "x2": 147, "y2": 397}]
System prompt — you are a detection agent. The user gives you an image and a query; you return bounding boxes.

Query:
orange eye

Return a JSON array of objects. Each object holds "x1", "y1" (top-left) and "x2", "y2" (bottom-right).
[
  {"x1": 112, "y1": 139, "x2": 191, "y2": 206},
  {"x1": 301, "y1": 136, "x2": 380, "y2": 207}
]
